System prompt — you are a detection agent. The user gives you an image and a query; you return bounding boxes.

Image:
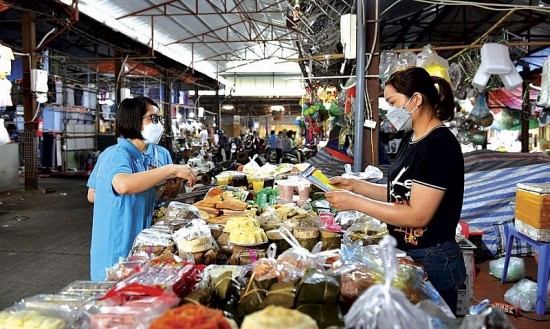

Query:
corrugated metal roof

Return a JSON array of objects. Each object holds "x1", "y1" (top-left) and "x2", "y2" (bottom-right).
[{"x1": 59, "y1": 0, "x2": 302, "y2": 84}]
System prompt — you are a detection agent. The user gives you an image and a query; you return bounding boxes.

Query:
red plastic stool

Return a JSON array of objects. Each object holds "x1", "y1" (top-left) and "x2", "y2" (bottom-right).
[{"x1": 501, "y1": 226, "x2": 550, "y2": 315}]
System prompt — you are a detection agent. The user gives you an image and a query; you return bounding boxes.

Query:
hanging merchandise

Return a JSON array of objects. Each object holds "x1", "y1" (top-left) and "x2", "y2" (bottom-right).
[
  {"x1": 480, "y1": 43, "x2": 512, "y2": 75},
  {"x1": 538, "y1": 56, "x2": 550, "y2": 107},
  {"x1": 0, "y1": 118, "x2": 9, "y2": 145},
  {"x1": 0, "y1": 44, "x2": 14, "y2": 77},
  {"x1": 0, "y1": 76, "x2": 12, "y2": 106},
  {"x1": 469, "y1": 93, "x2": 494, "y2": 127},
  {"x1": 396, "y1": 51, "x2": 416, "y2": 71},
  {"x1": 379, "y1": 50, "x2": 398, "y2": 84},
  {"x1": 473, "y1": 43, "x2": 522, "y2": 91},
  {"x1": 421, "y1": 51, "x2": 451, "y2": 83},
  {"x1": 448, "y1": 62, "x2": 462, "y2": 91},
  {"x1": 416, "y1": 44, "x2": 433, "y2": 67}
]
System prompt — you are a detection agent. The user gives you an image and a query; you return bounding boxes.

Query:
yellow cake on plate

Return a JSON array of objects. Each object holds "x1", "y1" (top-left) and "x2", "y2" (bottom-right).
[
  {"x1": 224, "y1": 217, "x2": 259, "y2": 233},
  {"x1": 241, "y1": 305, "x2": 318, "y2": 329},
  {"x1": 229, "y1": 227, "x2": 267, "y2": 245}
]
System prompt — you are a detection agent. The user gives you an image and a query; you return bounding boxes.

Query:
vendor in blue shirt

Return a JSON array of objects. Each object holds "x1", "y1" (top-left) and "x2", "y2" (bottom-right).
[{"x1": 86, "y1": 96, "x2": 196, "y2": 281}]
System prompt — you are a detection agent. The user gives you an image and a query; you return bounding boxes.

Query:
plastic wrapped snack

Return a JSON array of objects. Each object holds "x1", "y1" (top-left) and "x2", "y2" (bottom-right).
[
  {"x1": 344, "y1": 235, "x2": 433, "y2": 329},
  {"x1": 0, "y1": 309, "x2": 68, "y2": 329},
  {"x1": 130, "y1": 228, "x2": 175, "y2": 257},
  {"x1": 296, "y1": 268, "x2": 341, "y2": 305},
  {"x1": 15, "y1": 294, "x2": 91, "y2": 321},
  {"x1": 164, "y1": 201, "x2": 201, "y2": 223},
  {"x1": 59, "y1": 281, "x2": 116, "y2": 298},
  {"x1": 274, "y1": 228, "x2": 325, "y2": 282},
  {"x1": 172, "y1": 219, "x2": 214, "y2": 253}
]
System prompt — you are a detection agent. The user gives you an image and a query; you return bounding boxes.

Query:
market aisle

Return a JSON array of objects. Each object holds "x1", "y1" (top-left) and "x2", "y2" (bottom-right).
[{"x1": 0, "y1": 178, "x2": 92, "y2": 310}]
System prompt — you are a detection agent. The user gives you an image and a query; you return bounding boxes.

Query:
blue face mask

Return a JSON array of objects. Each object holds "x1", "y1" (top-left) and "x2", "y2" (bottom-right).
[{"x1": 386, "y1": 96, "x2": 418, "y2": 131}]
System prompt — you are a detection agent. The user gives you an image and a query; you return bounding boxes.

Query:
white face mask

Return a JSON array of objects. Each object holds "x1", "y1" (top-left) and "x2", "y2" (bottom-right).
[
  {"x1": 142, "y1": 122, "x2": 164, "y2": 145},
  {"x1": 386, "y1": 96, "x2": 418, "y2": 131}
]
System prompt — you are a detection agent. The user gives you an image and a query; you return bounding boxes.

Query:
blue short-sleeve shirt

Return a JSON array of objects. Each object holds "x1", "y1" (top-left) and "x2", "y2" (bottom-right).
[{"x1": 87, "y1": 138, "x2": 153, "y2": 280}]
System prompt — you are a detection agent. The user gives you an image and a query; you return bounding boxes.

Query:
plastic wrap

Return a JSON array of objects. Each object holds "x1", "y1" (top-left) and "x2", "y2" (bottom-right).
[
  {"x1": 504, "y1": 278, "x2": 550, "y2": 312},
  {"x1": 344, "y1": 235, "x2": 433, "y2": 329},
  {"x1": 379, "y1": 50, "x2": 398, "y2": 84},
  {"x1": 164, "y1": 201, "x2": 201, "y2": 223},
  {"x1": 296, "y1": 268, "x2": 341, "y2": 305},
  {"x1": 172, "y1": 219, "x2": 214, "y2": 253},
  {"x1": 274, "y1": 227, "x2": 325, "y2": 282},
  {"x1": 106, "y1": 256, "x2": 148, "y2": 282},
  {"x1": 83, "y1": 294, "x2": 178, "y2": 329},
  {"x1": 252, "y1": 244, "x2": 279, "y2": 281},
  {"x1": 59, "y1": 281, "x2": 116, "y2": 298},
  {"x1": 343, "y1": 218, "x2": 388, "y2": 246},
  {"x1": 0, "y1": 309, "x2": 69, "y2": 329},
  {"x1": 130, "y1": 228, "x2": 175, "y2": 257},
  {"x1": 489, "y1": 257, "x2": 525, "y2": 282},
  {"x1": 14, "y1": 294, "x2": 91, "y2": 322},
  {"x1": 421, "y1": 51, "x2": 451, "y2": 83}
]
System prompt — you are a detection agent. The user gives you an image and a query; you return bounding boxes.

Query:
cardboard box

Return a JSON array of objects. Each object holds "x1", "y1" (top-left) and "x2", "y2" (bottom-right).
[{"x1": 515, "y1": 186, "x2": 550, "y2": 229}]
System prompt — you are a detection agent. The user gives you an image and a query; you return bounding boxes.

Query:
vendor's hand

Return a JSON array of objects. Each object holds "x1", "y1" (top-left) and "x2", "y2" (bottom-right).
[
  {"x1": 171, "y1": 164, "x2": 197, "y2": 187},
  {"x1": 325, "y1": 189, "x2": 357, "y2": 211},
  {"x1": 329, "y1": 176, "x2": 355, "y2": 192}
]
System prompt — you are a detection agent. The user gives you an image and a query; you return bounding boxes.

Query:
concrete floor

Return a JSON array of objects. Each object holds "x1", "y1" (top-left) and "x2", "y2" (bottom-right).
[{"x1": 0, "y1": 177, "x2": 92, "y2": 310}]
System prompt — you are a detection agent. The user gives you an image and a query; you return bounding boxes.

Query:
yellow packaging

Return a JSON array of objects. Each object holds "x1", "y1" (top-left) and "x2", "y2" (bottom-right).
[{"x1": 515, "y1": 189, "x2": 550, "y2": 229}]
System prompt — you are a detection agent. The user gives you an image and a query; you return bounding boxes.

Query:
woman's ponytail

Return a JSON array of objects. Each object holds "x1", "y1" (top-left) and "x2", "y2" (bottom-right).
[{"x1": 432, "y1": 76, "x2": 455, "y2": 122}]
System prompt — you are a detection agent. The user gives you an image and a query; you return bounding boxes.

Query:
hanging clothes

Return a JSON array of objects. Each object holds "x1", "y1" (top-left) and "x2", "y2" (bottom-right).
[
  {"x1": 0, "y1": 78, "x2": 12, "y2": 106},
  {"x1": 0, "y1": 45, "x2": 14, "y2": 76}
]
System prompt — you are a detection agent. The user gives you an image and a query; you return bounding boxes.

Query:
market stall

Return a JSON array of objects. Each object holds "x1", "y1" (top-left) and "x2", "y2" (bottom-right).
[{"x1": 0, "y1": 163, "x2": 517, "y2": 329}]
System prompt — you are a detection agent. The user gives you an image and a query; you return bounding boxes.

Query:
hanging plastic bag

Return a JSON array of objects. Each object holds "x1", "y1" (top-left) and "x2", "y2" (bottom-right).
[
  {"x1": 0, "y1": 118, "x2": 9, "y2": 145},
  {"x1": 344, "y1": 235, "x2": 433, "y2": 329},
  {"x1": 421, "y1": 51, "x2": 451, "y2": 83},
  {"x1": 396, "y1": 51, "x2": 416, "y2": 70},
  {"x1": 379, "y1": 50, "x2": 398, "y2": 85},
  {"x1": 416, "y1": 44, "x2": 434, "y2": 67},
  {"x1": 469, "y1": 93, "x2": 493, "y2": 127}
]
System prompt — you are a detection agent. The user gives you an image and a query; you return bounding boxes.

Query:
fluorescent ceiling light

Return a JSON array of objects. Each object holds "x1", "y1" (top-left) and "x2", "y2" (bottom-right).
[{"x1": 222, "y1": 104, "x2": 234, "y2": 110}]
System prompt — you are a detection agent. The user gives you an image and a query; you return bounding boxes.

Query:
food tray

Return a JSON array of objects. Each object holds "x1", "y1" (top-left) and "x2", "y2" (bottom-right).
[
  {"x1": 59, "y1": 280, "x2": 116, "y2": 297},
  {"x1": 18, "y1": 294, "x2": 91, "y2": 319}
]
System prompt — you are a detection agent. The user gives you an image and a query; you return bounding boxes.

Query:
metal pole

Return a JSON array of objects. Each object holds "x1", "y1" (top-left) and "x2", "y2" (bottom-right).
[{"x1": 353, "y1": 0, "x2": 367, "y2": 172}]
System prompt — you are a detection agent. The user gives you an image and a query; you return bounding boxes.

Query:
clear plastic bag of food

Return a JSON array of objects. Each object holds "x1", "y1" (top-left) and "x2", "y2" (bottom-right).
[
  {"x1": 130, "y1": 228, "x2": 175, "y2": 258},
  {"x1": 252, "y1": 244, "x2": 279, "y2": 281},
  {"x1": 275, "y1": 227, "x2": 325, "y2": 282},
  {"x1": 343, "y1": 218, "x2": 388, "y2": 246},
  {"x1": 164, "y1": 201, "x2": 201, "y2": 223},
  {"x1": 344, "y1": 235, "x2": 433, "y2": 329}
]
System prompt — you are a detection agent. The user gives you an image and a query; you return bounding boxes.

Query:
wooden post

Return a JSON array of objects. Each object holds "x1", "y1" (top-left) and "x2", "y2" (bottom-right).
[{"x1": 22, "y1": 12, "x2": 38, "y2": 190}]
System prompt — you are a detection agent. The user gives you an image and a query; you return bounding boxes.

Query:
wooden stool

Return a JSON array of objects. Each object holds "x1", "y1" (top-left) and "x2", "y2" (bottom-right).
[{"x1": 501, "y1": 226, "x2": 550, "y2": 315}]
